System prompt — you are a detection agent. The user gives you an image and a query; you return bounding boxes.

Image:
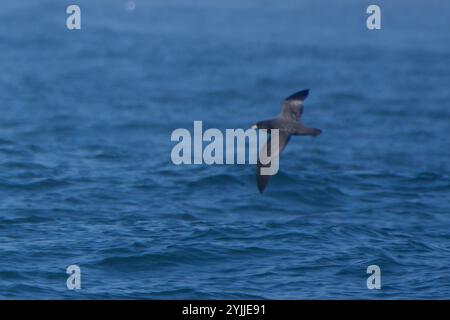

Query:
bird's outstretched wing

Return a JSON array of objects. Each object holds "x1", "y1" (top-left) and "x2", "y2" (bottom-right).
[
  {"x1": 256, "y1": 131, "x2": 290, "y2": 193},
  {"x1": 279, "y1": 89, "x2": 309, "y2": 122}
]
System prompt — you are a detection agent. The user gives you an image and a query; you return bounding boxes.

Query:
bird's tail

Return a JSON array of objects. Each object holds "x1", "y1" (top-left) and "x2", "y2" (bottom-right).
[{"x1": 295, "y1": 126, "x2": 322, "y2": 136}]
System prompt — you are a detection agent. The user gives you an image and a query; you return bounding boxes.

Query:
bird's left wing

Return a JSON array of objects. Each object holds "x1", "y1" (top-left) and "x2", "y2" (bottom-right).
[{"x1": 256, "y1": 131, "x2": 290, "y2": 193}]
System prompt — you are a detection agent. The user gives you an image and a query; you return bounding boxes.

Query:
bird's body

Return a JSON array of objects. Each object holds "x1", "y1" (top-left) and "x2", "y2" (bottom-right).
[{"x1": 252, "y1": 89, "x2": 322, "y2": 193}]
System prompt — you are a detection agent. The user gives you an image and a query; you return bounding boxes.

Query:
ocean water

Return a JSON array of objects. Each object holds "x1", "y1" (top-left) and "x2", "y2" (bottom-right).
[{"x1": 0, "y1": 0, "x2": 450, "y2": 299}]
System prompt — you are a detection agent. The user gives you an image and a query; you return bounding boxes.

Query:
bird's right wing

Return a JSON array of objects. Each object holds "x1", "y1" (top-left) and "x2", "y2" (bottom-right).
[
  {"x1": 256, "y1": 131, "x2": 290, "y2": 193},
  {"x1": 279, "y1": 89, "x2": 309, "y2": 122}
]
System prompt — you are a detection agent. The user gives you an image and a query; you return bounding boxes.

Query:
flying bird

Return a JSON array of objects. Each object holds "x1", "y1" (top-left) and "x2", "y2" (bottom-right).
[{"x1": 251, "y1": 89, "x2": 322, "y2": 193}]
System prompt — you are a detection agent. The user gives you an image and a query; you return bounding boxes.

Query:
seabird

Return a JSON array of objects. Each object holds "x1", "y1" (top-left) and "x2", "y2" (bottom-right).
[{"x1": 251, "y1": 89, "x2": 322, "y2": 193}]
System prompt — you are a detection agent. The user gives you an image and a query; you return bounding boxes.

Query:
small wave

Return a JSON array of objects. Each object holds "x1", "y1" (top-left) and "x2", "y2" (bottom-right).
[
  {"x1": 93, "y1": 247, "x2": 224, "y2": 271},
  {"x1": 185, "y1": 173, "x2": 243, "y2": 188},
  {"x1": 0, "y1": 178, "x2": 70, "y2": 191}
]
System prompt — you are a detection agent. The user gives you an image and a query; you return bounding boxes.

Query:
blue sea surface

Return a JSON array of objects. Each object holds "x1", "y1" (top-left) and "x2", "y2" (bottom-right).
[{"x1": 0, "y1": 0, "x2": 450, "y2": 299}]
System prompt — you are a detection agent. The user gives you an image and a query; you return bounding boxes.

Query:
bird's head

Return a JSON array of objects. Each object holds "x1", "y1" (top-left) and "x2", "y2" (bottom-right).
[{"x1": 251, "y1": 120, "x2": 270, "y2": 130}]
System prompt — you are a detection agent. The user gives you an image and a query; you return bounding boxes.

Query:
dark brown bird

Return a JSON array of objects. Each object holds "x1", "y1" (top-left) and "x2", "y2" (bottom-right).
[{"x1": 251, "y1": 89, "x2": 322, "y2": 193}]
